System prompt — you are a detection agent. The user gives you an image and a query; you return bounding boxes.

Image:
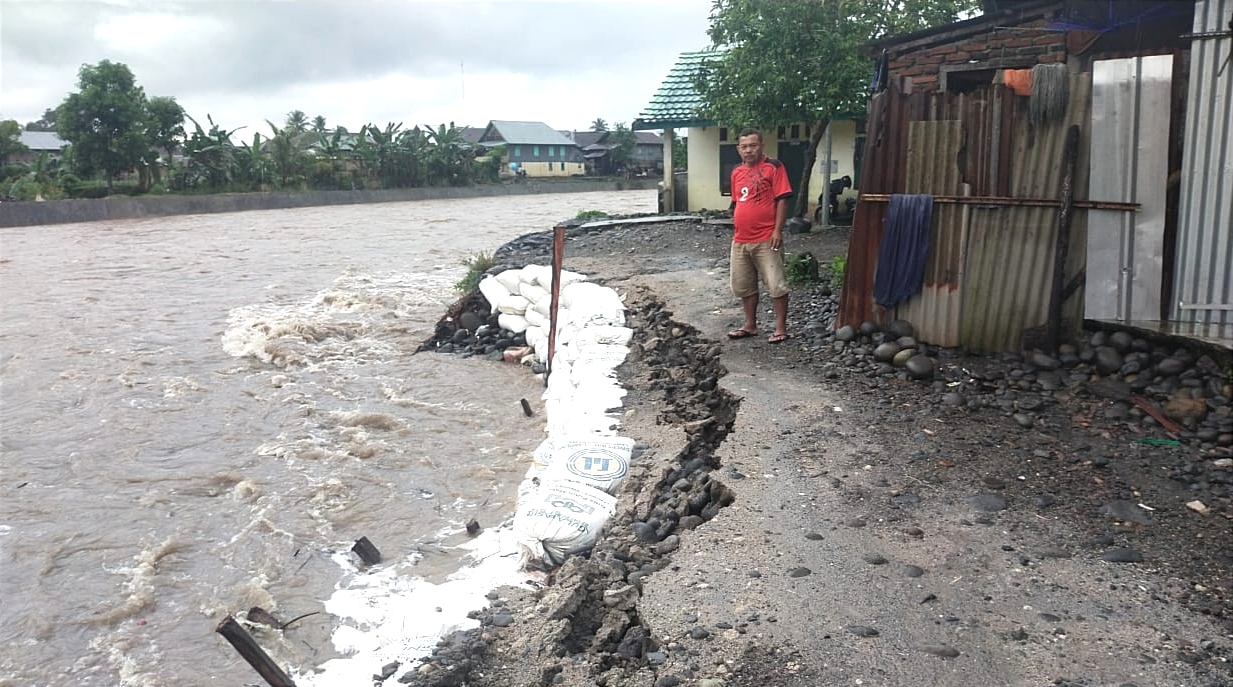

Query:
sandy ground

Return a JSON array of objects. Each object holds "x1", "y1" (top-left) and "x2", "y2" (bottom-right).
[{"x1": 403, "y1": 219, "x2": 1233, "y2": 687}]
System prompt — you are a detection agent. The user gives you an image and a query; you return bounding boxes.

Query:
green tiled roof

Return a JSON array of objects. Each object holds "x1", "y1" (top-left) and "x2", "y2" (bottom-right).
[{"x1": 632, "y1": 50, "x2": 721, "y2": 131}]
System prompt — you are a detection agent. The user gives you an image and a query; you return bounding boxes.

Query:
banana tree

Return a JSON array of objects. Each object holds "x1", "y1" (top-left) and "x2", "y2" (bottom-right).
[
  {"x1": 266, "y1": 120, "x2": 308, "y2": 188},
  {"x1": 183, "y1": 113, "x2": 243, "y2": 189},
  {"x1": 423, "y1": 122, "x2": 472, "y2": 186},
  {"x1": 238, "y1": 132, "x2": 271, "y2": 190}
]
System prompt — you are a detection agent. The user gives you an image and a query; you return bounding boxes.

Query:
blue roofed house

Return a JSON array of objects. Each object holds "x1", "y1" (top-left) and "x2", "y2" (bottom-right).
[
  {"x1": 477, "y1": 120, "x2": 584, "y2": 178},
  {"x1": 633, "y1": 50, "x2": 863, "y2": 220},
  {"x1": 13, "y1": 131, "x2": 67, "y2": 164}
]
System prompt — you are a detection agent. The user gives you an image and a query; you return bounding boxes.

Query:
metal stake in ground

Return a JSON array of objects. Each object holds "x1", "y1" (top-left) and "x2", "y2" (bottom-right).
[{"x1": 1047, "y1": 124, "x2": 1080, "y2": 353}]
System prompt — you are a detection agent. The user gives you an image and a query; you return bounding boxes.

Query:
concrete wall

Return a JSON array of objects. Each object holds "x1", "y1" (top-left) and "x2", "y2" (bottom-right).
[{"x1": 0, "y1": 179, "x2": 650, "y2": 228}]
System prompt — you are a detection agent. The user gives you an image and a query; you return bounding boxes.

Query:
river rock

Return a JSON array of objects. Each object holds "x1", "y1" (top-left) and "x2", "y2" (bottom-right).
[
  {"x1": 846, "y1": 625, "x2": 880, "y2": 637},
  {"x1": 1094, "y1": 347, "x2": 1124, "y2": 376},
  {"x1": 906, "y1": 355, "x2": 935, "y2": 380},
  {"x1": 859, "y1": 321, "x2": 880, "y2": 336},
  {"x1": 1157, "y1": 357, "x2": 1187, "y2": 376},
  {"x1": 835, "y1": 325, "x2": 857, "y2": 342},
  {"x1": 896, "y1": 336, "x2": 918, "y2": 349},
  {"x1": 1028, "y1": 352, "x2": 1061, "y2": 370},
  {"x1": 887, "y1": 319, "x2": 915, "y2": 339},
  {"x1": 1101, "y1": 548, "x2": 1145, "y2": 563},
  {"x1": 874, "y1": 342, "x2": 901, "y2": 363},
  {"x1": 892, "y1": 349, "x2": 916, "y2": 368},
  {"x1": 942, "y1": 392, "x2": 965, "y2": 407}
]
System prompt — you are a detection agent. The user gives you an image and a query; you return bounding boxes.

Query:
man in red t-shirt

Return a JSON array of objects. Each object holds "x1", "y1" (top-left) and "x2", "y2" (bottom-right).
[{"x1": 727, "y1": 128, "x2": 793, "y2": 344}]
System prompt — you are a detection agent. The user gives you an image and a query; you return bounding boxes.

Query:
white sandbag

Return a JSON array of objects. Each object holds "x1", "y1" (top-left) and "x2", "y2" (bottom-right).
[
  {"x1": 512, "y1": 479, "x2": 616, "y2": 566},
  {"x1": 531, "y1": 297, "x2": 552, "y2": 319},
  {"x1": 498, "y1": 313, "x2": 529, "y2": 334},
  {"x1": 560, "y1": 282, "x2": 625, "y2": 327},
  {"x1": 558, "y1": 269, "x2": 588, "y2": 286},
  {"x1": 519, "y1": 281, "x2": 550, "y2": 304},
  {"x1": 571, "y1": 325, "x2": 633, "y2": 347},
  {"x1": 497, "y1": 294, "x2": 530, "y2": 315},
  {"x1": 524, "y1": 307, "x2": 547, "y2": 328},
  {"x1": 532, "y1": 437, "x2": 556, "y2": 470},
  {"x1": 494, "y1": 269, "x2": 523, "y2": 292},
  {"x1": 521, "y1": 264, "x2": 552, "y2": 288},
  {"x1": 540, "y1": 436, "x2": 634, "y2": 495},
  {"x1": 571, "y1": 343, "x2": 630, "y2": 371},
  {"x1": 477, "y1": 276, "x2": 511, "y2": 314}
]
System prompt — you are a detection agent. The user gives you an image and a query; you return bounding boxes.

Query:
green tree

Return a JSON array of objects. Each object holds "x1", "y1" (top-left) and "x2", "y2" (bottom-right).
[
  {"x1": 0, "y1": 119, "x2": 28, "y2": 166},
  {"x1": 672, "y1": 135, "x2": 688, "y2": 172},
  {"x1": 423, "y1": 122, "x2": 473, "y2": 186},
  {"x1": 145, "y1": 96, "x2": 186, "y2": 168},
  {"x1": 607, "y1": 122, "x2": 637, "y2": 172},
  {"x1": 24, "y1": 108, "x2": 58, "y2": 132},
  {"x1": 698, "y1": 0, "x2": 976, "y2": 218},
  {"x1": 56, "y1": 60, "x2": 150, "y2": 193},
  {"x1": 285, "y1": 110, "x2": 309, "y2": 134},
  {"x1": 312, "y1": 115, "x2": 328, "y2": 134},
  {"x1": 590, "y1": 118, "x2": 608, "y2": 132},
  {"x1": 182, "y1": 113, "x2": 243, "y2": 190},
  {"x1": 266, "y1": 119, "x2": 309, "y2": 188}
]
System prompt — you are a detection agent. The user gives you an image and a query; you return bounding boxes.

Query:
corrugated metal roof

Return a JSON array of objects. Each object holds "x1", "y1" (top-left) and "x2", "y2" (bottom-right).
[
  {"x1": 18, "y1": 131, "x2": 66, "y2": 151},
  {"x1": 481, "y1": 121, "x2": 576, "y2": 146},
  {"x1": 633, "y1": 50, "x2": 720, "y2": 130}
]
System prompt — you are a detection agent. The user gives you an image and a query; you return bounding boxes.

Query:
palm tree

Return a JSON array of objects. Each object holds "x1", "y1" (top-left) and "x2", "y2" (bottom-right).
[
  {"x1": 312, "y1": 115, "x2": 327, "y2": 134},
  {"x1": 266, "y1": 120, "x2": 308, "y2": 188},
  {"x1": 591, "y1": 118, "x2": 608, "y2": 132},
  {"x1": 285, "y1": 110, "x2": 309, "y2": 133}
]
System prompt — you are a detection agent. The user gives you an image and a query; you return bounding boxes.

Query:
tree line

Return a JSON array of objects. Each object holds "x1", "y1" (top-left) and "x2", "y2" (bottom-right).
[{"x1": 0, "y1": 60, "x2": 638, "y2": 202}]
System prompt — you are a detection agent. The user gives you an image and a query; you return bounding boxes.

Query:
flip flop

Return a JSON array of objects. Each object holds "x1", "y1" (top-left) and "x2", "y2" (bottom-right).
[
  {"x1": 767, "y1": 333, "x2": 790, "y2": 344},
  {"x1": 727, "y1": 329, "x2": 756, "y2": 340}
]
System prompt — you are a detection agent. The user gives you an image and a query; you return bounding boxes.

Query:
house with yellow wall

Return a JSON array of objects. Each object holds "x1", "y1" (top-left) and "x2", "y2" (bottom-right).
[
  {"x1": 477, "y1": 120, "x2": 585, "y2": 178},
  {"x1": 633, "y1": 50, "x2": 863, "y2": 224}
]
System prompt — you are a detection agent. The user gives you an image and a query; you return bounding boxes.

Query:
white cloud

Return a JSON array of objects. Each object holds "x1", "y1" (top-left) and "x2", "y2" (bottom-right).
[{"x1": 1, "y1": 0, "x2": 714, "y2": 133}]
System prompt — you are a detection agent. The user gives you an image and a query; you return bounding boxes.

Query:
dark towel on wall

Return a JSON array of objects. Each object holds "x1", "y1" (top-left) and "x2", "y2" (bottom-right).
[{"x1": 873, "y1": 194, "x2": 934, "y2": 307}]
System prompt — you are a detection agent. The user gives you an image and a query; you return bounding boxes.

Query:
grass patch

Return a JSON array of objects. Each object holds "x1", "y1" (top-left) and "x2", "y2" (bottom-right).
[
  {"x1": 785, "y1": 251, "x2": 820, "y2": 286},
  {"x1": 829, "y1": 255, "x2": 847, "y2": 292},
  {"x1": 574, "y1": 209, "x2": 610, "y2": 221},
  {"x1": 455, "y1": 250, "x2": 496, "y2": 293}
]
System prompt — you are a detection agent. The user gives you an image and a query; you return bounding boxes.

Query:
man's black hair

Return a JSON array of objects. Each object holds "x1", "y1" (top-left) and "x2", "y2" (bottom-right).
[{"x1": 737, "y1": 127, "x2": 761, "y2": 140}]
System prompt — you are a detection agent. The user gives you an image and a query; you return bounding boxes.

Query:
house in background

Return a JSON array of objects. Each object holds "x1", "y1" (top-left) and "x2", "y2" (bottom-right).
[
  {"x1": 458, "y1": 126, "x2": 487, "y2": 145},
  {"x1": 13, "y1": 131, "x2": 67, "y2": 164},
  {"x1": 477, "y1": 120, "x2": 584, "y2": 177},
  {"x1": 633, "y1": 50, "x2": 862, "y2": 217},
  {"x1": 569, "y1": 130, "x2": 665, "y2": 176}
]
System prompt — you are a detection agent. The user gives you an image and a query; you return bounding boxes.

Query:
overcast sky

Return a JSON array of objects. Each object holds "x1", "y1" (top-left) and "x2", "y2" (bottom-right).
[{"x1": 1, "y1": 0, "x2": 714, "y2": 136}]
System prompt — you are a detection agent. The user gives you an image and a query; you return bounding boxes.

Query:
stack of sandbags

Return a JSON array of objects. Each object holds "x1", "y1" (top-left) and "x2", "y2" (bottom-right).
[{"x1": 489, "y1": 265, "x2": 637, "y2": 567}]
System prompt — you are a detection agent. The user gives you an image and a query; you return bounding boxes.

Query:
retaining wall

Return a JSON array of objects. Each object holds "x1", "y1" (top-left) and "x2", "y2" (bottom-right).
[{"x1": 0, "y1": 179, "x2": 653, "y2": 228}]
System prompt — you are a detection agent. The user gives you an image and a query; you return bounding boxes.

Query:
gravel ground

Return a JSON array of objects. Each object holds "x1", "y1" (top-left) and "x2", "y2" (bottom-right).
[{"x1": 402, "y1": 217, "x2": 1233, "y2": 687}]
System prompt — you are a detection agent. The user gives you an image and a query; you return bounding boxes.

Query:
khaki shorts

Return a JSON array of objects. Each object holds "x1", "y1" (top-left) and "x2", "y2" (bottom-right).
[{"x1": 730, "y1": 240, "x2": 789, "y2": 299}]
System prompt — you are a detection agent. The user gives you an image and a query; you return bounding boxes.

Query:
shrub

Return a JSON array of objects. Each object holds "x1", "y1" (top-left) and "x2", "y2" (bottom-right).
[
  {"x1": 574, "y1": 209, "x2": 609, "y2": 221},
  {"x1": 455, "y1": 250, "x2": 496, "y2": 293},
  {"x1": 785, "y1": 251, "x2": 820, "y2": 285},
  {"x1": 829, "y1": 255, "x2": 847, "y2": 292}
]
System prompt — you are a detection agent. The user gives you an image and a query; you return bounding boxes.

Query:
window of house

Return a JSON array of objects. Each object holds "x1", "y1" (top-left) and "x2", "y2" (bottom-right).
[
  {"x1": 790, "y1": 125, "x2": 800, "y2": 139},
  {"x1": 513, "y1": 145, "x2": 521, "y2": 158},
  {"x1": 719, "y1": 144, "x2": 741, "y2": 195},
  {"x1": 560, "y1": 146, "x2": 567, "y2": 158},
  {"x1": 549, "y1": 162, "x2": 554, "y2": 171},
  {"x1": 719, "y1": 127, "x2": 729, "y2": 142},
  {"x1": 549, "y1": 146, "x2": 555, "y2": 157},
  {"x1": 533, "y1": 146, "x2": 540, "y2": 157}
]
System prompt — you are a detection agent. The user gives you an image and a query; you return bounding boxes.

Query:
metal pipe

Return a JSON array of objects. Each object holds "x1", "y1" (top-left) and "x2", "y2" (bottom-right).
[{"x1": 856, "y1": 193, "x2": 1139, "y2": 211}]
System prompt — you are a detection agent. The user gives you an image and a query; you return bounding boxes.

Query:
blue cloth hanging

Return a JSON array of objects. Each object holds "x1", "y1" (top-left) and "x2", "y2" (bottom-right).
[{"x1": 873, "y1": 194, "x2": 934, "y2": 307}]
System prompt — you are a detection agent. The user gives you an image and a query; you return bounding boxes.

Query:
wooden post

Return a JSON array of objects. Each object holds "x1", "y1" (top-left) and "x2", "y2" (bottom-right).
[
  {"x1": 216, "y1": 616, "x2": 297, "y2": 687},
  {"x1": 1047, "y1": 125, "x2": 1080, "y2": 353},
  {"x1": 546, "y1": 224, "x2": 566, "y2": 380}
]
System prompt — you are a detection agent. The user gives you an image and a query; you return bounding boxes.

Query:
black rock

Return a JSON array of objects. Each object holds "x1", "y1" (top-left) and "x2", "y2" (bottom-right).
[
  {"x1": 903, "y1": 565, "x2": 925, "y2": 578},
  {"x1": 1095, "y1": 347, "x2": 1124, "y2": 376},
  {"x1": 906, "y1": 355, "x2": 935, "y2": 380},
  {"x1": 846, "y1": 625, "x2": 880, "y2": 637},
  {"x1": 617, "y1": 627, "x2": 647, "y2": 658},
  {"x1": 788, "y1": 566, "x2": 812, "y2": 577},
  {"x1": 1033, "y1": 494, "x2": 1057, "y2": 509},
  {"x1": 1157, "y1": 357, "x2": 1187, "y2": 376},
  {"x1": 873, "y1": 342, "x2": 901, "y2": 362},
  {"x1": 893, "y1": 492, "x2": 922, "y2": 507},
  {"x1": 919, "y1": 645, "x2": 961, "y2": 658},
  {"x1": 835, "y1": 325, "x2": 857, "y2": 342},
  {"x1": 862, "y1": 553, "x2": 889, "y2": 565},
  {"x1": 859, "y1": 321, "x2": 880, "y2": 336},
  {"x1": 1101, "y1": 548, "x2": 1145, "y2": 563},
  {"x1": 632, "y1": 521, "x2": 660, "y2": 543},
  {"x1": 1109, "y1": 331, "x2": 1134, "y2": 353},
  {"x1": 887, "y1": 319, "x2": 916, "y2": 339},
  {"x1": 656, "y1": 676, "x2": 682, "y2": 687},
  {"x1": 491, "y1": 611, "x2": 514, "y2": 627},
  {"x1": 942, "y1": 392, "x2": 966, "y2": 407},
  {"x1": 689, "y1": 626, "x2": 711, "y2": 640},
  {"x1": 967, "y1": 493, "x2": 1009, "y2": 512},
  {"x1": 1100, "y1": 500, "x2": 1153, "y2": 526},
  {"x1": 1028, "y1": 352, "x2": 1061, "y2": 370}
]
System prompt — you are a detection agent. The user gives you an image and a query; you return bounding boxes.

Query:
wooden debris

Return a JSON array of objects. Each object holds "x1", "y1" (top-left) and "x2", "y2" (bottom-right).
[
  {"x1": 352, "y1": 536, "x2": 381, "y2": 565},
  {"x1": 216, "y1": 616, "x2": 297, "y2": 687}
]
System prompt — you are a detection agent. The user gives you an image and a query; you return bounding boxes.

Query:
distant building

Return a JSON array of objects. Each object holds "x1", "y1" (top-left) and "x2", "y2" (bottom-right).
[
  {"x1": 477, "y1": 120, "x2": 584, "y2": 177},
  {"x1": 12, "y1": 131, "x2": 67, "y2": 164},
  {"x1": 570, "y1": 130, "x2": 664, "y2": 176}
]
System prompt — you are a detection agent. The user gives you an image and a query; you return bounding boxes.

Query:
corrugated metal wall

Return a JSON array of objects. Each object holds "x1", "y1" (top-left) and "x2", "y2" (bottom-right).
[
  {"x1": 843, "y1": 74, "x2": 1093, "y2": 352},
  {"x1": 1085, "y1": 55, "x2": 1174, "y2": 323},
  {"x1": 1173, "y1": 0, "x2": 1233, "y2": 331},
  {"x1": 960, "y1": 73, "x2": 1092, "y2": 352}
]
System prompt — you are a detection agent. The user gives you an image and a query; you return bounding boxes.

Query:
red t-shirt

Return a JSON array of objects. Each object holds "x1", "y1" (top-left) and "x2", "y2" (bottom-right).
[{"x1": 731, "y1": 157, "x2": 793, "y2": 243}]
